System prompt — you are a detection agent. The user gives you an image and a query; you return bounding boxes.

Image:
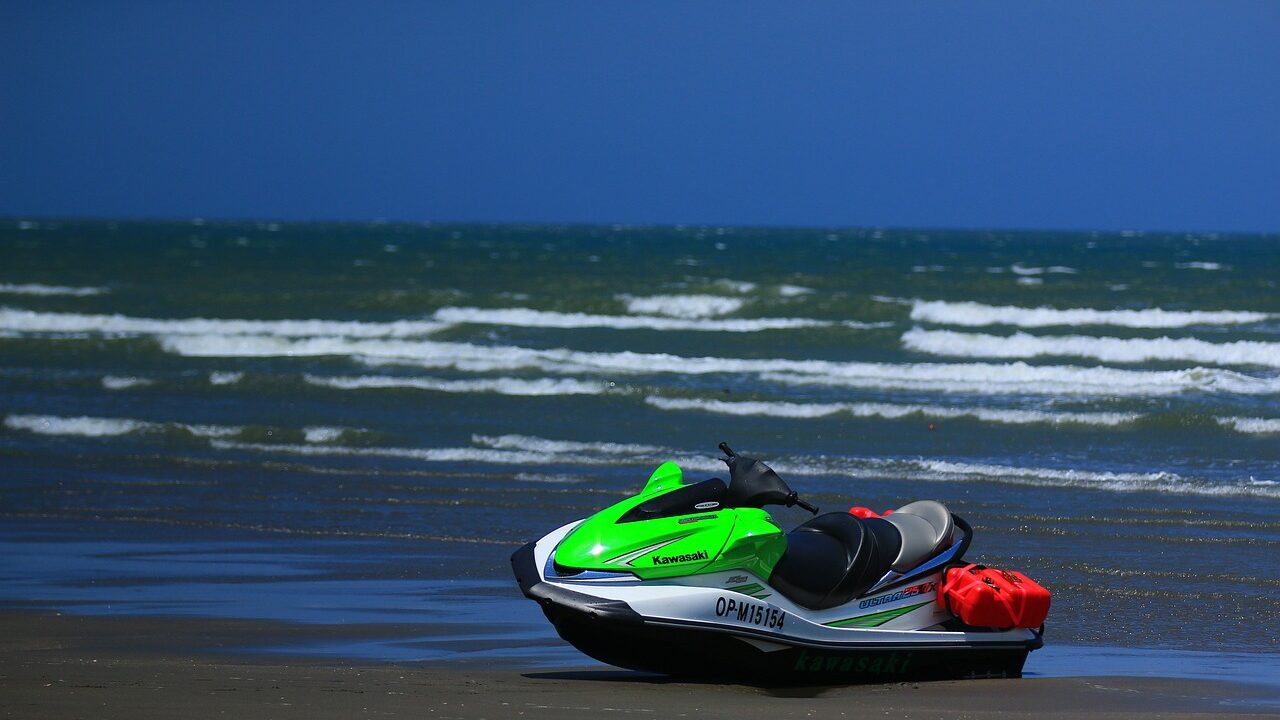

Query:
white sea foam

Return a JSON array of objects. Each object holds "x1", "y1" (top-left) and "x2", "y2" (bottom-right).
[
  {"x1": 514, "y1": 472, "x2": 587, "y2": 484},
  {"x1": 209, "y1": 440, "x2": 569, "y2": 468},
  {"x1": 207, "y1": 431, "x2": 1278, "y2": 499},
  {"x1": 102, "y1": 375, "x2": 153, "y2": 390},
  {"x1": 643, "y1": 396, "x2": 1138, "y2": 427},
  {"x1": 1, "y1": 412, "x2": 331, "y2": 442},
  {"x1": 778, "y1": 285, "x2": 814, "y2": 297},
  {"x1": 713, "y1": 279, "x2": 758, "y2": 293},
  {"x1": 184, "y1": 424, "x2": 241, "y2": 438},
  {"x1": 904, "y1": 459, "x2": 1220, "y2": 495},
  {"x1": 1016, "y1": 277, "x2": 1043, "y2": 286},
  {"x1": 903, "y1": 327, "x2": 1280, "y2": 368},
  {"x1": 432, "y1": 306, "x2": 832, "y2": 332},
  {"x1": 4, "y1": 414, "x2": 145, "y2": 436},
  {"x1": 0, "y1": 308, "x2": 449, "y2": 339},
  {"x1": 1176, "y1": 261, "x2": 1225, "y2": 271},
  {"x1": 211, "y1": 438, "x2": 724, "y2": 472},
  {"x1": 303, "y1": 426, "x2": 345, "y2": 443},
  {"x1": 0, "y1": 283, "x2": 107, "y2": 297},
  {"x1": 473, "y1": 433, "x2": 669, "y2": 457},
  {"x1": 910, "y1": 300, "x2": 1272, "y2": 329},
  {"x1": 24, "y1": 412, "x2": 1240, "y2": 498},
  {"x1": 1010, "y1": 264, "x2": 1077, "y2": 276},
  {"x1": 209, "y1": 371, "x2": 244, "y2": 385},
  {"x1": 303, "y1": 374, "x2": 608, "y2": 396},
  {"x1": 621, "y1": 294, "x2": 745, "y2": 318},
  {"x1": 0, "y1": 305, "x2": 855, "y2": 340},
  {"x1": 156, "y1": 333, "x2": 1280, "y2": 397},
  {"x1": 1215, "y1": 417, "x2": 1280, "y2": 434},
  {"x1": 3, "y1": 413, "x2": 250, "y2": 439},
  {"x1": 842, "y1": 457, "x2": 1274, "y2": 498},
  {"x1": 760, "y1": 363, "x2": 1280, "y2": 396}
]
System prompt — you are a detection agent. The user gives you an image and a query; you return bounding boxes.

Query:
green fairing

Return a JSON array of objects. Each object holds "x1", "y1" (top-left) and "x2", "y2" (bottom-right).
[
  {"x1": 554, "y1": 463, "x2": 787, "y2": 581},
  {"x1": 641, "y1": 461, "x2": 685, "y2": 495}
]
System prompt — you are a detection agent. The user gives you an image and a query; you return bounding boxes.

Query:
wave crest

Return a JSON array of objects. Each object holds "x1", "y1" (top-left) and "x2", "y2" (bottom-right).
[
  {"x1": 909, "y1": 300, "x2": 1271, "y2": 329},
  {"x1": 903, "y1": 327, "x2": 1280, "y2": 368}
]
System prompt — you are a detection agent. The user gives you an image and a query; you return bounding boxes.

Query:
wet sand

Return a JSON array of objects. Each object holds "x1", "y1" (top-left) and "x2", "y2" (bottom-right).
[{"x1": 2, "y1": 612, "x2": 1276, "y2": 719}]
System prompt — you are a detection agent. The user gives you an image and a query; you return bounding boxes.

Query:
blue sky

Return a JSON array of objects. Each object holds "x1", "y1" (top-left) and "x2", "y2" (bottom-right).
[{"x1": 3, "y1": 2, "x2": 1278, "y2": 232}]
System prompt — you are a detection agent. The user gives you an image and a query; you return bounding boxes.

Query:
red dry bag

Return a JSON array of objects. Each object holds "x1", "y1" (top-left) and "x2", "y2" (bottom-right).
[{"x1": 938, "y1": 563, "x2": 1050, "y2": 629}]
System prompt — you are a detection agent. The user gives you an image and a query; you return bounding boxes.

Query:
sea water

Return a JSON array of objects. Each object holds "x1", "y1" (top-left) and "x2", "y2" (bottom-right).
[{"x1": 1, "y1": 219, "x2": 1277, "y2": 679}]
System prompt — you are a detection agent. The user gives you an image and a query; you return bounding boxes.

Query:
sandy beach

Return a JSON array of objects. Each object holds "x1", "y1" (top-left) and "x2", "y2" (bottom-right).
[{"x1": 3, "y1": 612, "x2": 1276, "y2": 720}]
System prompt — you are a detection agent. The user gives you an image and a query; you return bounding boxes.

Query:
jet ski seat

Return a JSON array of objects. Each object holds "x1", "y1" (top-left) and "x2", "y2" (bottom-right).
[
  {"x1": 884, "y1": 500, "x2": 954, "y2": 572},
  {"x1": 767, "y1": 513, "x2": 902, "y2": 611}
]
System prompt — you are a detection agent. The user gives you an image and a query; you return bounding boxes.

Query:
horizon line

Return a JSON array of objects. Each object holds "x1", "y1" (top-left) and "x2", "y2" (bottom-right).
[{"x1": 2, "y1": 214, "x2": 1277, "y2": 239}]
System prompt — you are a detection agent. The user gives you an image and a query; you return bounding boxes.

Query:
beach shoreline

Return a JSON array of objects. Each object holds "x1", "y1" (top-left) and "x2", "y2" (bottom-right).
[{"x1": 3, "y1": 611, "x2": 1277, "y2": 719}]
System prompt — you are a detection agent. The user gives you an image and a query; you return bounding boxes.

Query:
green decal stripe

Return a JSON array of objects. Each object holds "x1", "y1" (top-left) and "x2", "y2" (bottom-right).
[
  {"x1": 606, "y1": 534, "x2": 690, "y2": 566},
  {"x1": 724, "y1": 583, "x2": 772, "y2": 600},
  {"x1": 824, "y1": 601, "x2": 932, "y2": 628}
]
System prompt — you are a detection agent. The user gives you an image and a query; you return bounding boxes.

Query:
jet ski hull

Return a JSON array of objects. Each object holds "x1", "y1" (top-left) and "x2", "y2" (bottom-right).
[{"x1": 513, "y1": 541, "x2": 1041, "y2": 685}]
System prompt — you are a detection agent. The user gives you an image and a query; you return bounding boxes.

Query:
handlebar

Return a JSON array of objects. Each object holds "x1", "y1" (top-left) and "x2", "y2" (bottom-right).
[
  {"x1": 791, "y1": 496, "x2": 819, "y2": 514},
  {"x1": 719, "y1": 441, "x2": 818, "y2": 514}
]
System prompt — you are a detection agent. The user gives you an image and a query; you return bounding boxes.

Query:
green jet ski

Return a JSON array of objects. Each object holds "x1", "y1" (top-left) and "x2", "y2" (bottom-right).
[{"x1": 512, "y1": 443, "x2": 1047, "y2": 684}]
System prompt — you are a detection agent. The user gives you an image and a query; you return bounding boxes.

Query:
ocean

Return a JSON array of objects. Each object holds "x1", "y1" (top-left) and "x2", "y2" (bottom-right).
[{"x1": 1, "y1": 219, "x2": 1278, "y2": 677}]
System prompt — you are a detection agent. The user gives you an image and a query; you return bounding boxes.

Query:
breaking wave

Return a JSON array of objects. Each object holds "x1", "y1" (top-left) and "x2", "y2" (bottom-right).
[
  {"x1": 7, "y1": 415, "x2": 1274, "y2": 498},
  {"x1": 1, "y1": 413, "x2": 363, "y2": 444},
  {"x1": 3, "y1": 414, "x2": 238, "y2": 438},
  {"x1": 303, "y1": 426, "x2": 345, "y2": 443},
  {"x1": 909, "y1": 300, "x2": 1272, "y2": 329},
  {"x1": 208, "y1": 434, "x2": 727, "y2": 474},
  {"x1": 0, "y1": 308, "x2": 449, "y2": 339},
  {"x1": 1215, "y1": 417, "x2": 1280, "y2": 434},
  {"x1": 1010, "y1": 263, "x2": 1077, "y2": 276},
  {"x1": 157, "y1": 334, "x2": 1280, "y2": 396},
  {"x1": 303, "y1": 374, "x2": 608, "y2": 396},
  {"x1": 643, "y1": 396, "x2": 1138, "y2": 427},
  {"x1": 903, "y1": 327, "x2": 1280, "y2": 368},
  {"x1": 102, "y1": 375, "x2": 153, "y2": 390},
  {"x1": 620, "y1": 294, "x2": 745, "y2": 318},
  {"x1": 647, "y1": 397, "x2": 1278, "y2": 436},
  {"x1": 431, "y1": 306, "x2": 841, "y2": 332},
  {"x1": 0, "y1": 283, "x2": 107, "y2": 297},
  {"x1": 0, "y1": 306, "x2": 880, "y2": 341},
  {"x1": 5, "y1": 414, "x2": 145, "y2": 436},
  {"x1": 211, "y1": 431, "x2": 1279, "y2": 499}
]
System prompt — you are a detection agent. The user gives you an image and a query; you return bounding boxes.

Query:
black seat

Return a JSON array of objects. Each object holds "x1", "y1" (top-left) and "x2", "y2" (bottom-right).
[{"x1": 767, "y1": 513, "x2": 902, "y2": 611}]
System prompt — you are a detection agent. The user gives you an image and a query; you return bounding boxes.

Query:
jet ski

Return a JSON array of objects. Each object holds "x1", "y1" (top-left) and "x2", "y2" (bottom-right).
[{"x1": 511, "y1": 443, "x2": 1049, "y2": 684}]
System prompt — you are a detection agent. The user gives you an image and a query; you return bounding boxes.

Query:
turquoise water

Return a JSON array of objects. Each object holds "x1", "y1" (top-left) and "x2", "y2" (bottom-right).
[{"x1": 1, "y1": 219, "x2": 1278, "y2": 673}]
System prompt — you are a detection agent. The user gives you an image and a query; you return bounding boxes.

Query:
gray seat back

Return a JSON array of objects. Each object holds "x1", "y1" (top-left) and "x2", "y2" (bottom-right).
[{"x1": 884, "y1": 500, "x2": 954, "y2": 572}]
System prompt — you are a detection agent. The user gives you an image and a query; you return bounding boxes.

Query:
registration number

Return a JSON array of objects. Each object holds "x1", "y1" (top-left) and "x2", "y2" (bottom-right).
[{"x1": 715, "y1": 596, "x2": 785, "y2": 629}]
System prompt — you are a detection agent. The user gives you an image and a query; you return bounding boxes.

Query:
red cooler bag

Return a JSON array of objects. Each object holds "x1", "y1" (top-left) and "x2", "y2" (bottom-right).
[{"x1": 939, "y1": 564, "x2": 1050, "y2": 629}]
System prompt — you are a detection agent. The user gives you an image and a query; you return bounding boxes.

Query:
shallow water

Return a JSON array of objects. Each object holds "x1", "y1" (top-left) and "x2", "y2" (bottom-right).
[{"x1": 1, "y1": 219, "x2": 1278, "y2": 676}]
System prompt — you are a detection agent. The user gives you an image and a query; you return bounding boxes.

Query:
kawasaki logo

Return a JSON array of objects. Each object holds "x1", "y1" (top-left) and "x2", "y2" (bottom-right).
[{"x1": 651, "y1": 550, "x2": 709, "y2": 565}]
